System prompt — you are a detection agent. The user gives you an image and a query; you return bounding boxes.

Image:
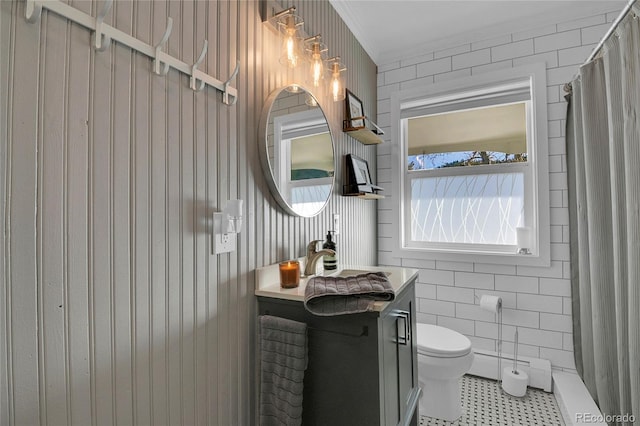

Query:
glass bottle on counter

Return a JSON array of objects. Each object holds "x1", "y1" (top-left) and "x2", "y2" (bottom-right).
[{"x1": 323, "y1": 231, "x2": 337, "y2": 271}]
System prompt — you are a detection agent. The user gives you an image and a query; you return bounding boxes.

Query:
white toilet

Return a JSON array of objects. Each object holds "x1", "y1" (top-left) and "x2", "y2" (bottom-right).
[{"x1": 416, "y1": 323, "x2": 474, "y2": 421}]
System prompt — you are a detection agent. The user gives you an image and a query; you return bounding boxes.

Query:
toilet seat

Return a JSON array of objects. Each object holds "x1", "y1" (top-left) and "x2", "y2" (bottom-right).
[{"x1": 417, "y1": 323, "x2": 472, "y2": 358}]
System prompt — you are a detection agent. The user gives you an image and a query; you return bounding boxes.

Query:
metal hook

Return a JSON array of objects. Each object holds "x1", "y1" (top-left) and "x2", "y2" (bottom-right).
[
  {"x1": 25, "y1": 0, "x2": 43, "y2": 23},
  {"x1": 222, "y1": 61, "x2": 240, "y2": 105},
  {"x1": 190, "y1": 40, "x2": 208, "y2": 92},
  {"x1": 92, "y1": 0, "x2": 113, "y2": 51},
  {"x1": 153, "y1": 17, "x2": 173, "y2": 76}
]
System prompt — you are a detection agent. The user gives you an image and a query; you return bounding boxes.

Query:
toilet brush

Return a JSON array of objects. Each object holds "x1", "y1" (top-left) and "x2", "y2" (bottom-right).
[
  {"x1": 513, "y1": 329, "x2": 519, "y2": 374},
  {"x1": 502, "y1": 329, "x2": 529, "y2": 397}
]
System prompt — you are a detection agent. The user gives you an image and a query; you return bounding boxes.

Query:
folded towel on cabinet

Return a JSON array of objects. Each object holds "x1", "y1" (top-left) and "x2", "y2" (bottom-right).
[{"x1": 304, "y1": 272, "x2": 395, "y2": 316}]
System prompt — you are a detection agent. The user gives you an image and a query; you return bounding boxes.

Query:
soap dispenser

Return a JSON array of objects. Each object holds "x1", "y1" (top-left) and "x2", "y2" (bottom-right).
[{"x1": 323, "y1": 231, "x2": 337, "y2": 271}]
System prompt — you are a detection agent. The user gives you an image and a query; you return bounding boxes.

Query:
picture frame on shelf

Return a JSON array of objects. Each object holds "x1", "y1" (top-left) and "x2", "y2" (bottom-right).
[
  {"x1": 345, "y1": 89, "x2": 365, "y2": 129},
  {"x1": 349, "y1": 154, "x2": 373, "y2": 186},
  {"x1": 345, "y1": 154, "x2": 383, "y2": 194}
]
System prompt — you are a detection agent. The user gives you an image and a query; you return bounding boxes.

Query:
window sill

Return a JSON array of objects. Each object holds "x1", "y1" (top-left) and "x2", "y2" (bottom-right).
[{"x1": 395, "y1": 245, "x2": 551, "y2": 267}]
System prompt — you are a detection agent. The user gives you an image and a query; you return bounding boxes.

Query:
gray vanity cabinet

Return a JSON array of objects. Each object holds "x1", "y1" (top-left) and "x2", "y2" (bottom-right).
[{"x1": 257, "y1": 278, "x2": 420, "y2": 426}]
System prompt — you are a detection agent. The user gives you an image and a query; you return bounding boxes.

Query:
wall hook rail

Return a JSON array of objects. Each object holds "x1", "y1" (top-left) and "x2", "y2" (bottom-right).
[
  {"x1": 25, "y1": 0, "x2": 42, "y2": 23},
  {"x1": 223, "y1": 61, "x2": 240, "y2": 105},
  {"x1": 190, "y1": 40, "x2": 208, "y2": 92},
  {"x1": 153, "y1": 17, "x2": 173, "y2": 76},
  {"x1": 92, "y1": 0, "x2": 113, "y2": 51},
  {"x1": 24, "y1": 0, "x2": 238, "y2": 105}
]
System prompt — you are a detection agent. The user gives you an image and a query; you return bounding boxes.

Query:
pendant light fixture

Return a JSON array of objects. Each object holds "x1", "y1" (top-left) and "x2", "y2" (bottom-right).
[
  {"x1": 327, "y1": 57, "x2": 346, "y2": 102},
  {"x1": 264, "y1": 6, "x2": 348, "y2": 102},
  {"x1": 304, "y1": 35, "x2": 328, "y2": 88},
  {"x1": 275, "y1": 8, "x2": 303, "y2": 69}
]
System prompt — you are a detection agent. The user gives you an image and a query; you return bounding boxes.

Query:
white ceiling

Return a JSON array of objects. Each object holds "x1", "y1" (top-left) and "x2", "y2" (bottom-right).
[{"x1": 329, "y1": 0, "x2": 627, "y2": 65}]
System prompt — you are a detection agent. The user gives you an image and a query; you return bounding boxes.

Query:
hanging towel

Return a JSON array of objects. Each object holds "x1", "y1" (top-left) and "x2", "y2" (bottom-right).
[
  {"x1": 259, "y1": 315, "x2": 308, "y2": 426},
  {"x1": 304, "y1": 272, "x2": 395, "y2": 316}
]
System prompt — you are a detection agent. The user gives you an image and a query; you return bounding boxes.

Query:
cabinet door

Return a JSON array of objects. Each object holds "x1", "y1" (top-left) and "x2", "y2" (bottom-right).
[
  {"x1": 397, "y1": 300, "x2": 417, "y2": 425},
  {"x1": 382, "y1": 307, "x2": 401, "y2": 425},
  {"x1": 259, "y1": 297, "x2": 382, "y2": 426},
  {"x1": 382, "y1": 283, "x2": 419, "y2": 426}
]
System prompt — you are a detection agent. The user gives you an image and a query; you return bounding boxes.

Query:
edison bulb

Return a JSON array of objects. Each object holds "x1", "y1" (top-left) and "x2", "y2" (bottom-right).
[
  {"x1": 279, "y1": 15, "x2": 300, "y2": 69},
  {"x1": 331, "y1": 75, "x2": 341, "y2": 101},
  {"x1": 311, "y1": 57, "x2": 323, "y2": 87},
  {"x1": 329, "y1": 62, "x2": 345, "y2": 102},
  {"x1": 284, "y1": 31, "x2": 297, "y2": 67}
]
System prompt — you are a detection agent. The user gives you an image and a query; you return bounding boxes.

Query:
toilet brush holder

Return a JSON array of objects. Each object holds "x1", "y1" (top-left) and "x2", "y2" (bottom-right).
[
  {"x1": 501, "y1": 328, "x2": 527, "y2": 397},
  {"x1": 502, "y1": 367, "x2": 528, "y2": 397}
]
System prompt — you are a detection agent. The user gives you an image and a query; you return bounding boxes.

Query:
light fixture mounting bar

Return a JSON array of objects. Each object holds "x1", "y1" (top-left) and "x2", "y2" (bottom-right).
[
  {"x1": 304, "y1": 34, "x2": 322, "y2": 44},
  {"x1": 273, "y1": 6, "x2": 297, "y2": 19}
]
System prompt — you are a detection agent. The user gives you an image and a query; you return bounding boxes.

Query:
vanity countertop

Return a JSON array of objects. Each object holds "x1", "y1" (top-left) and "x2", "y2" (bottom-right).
[{"x1": 255, "y1": 262, "x2": 418, "y2": 312}]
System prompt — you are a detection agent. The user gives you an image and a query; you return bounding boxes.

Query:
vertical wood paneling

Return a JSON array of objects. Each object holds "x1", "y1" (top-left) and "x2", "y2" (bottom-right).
[
  {"x1": 132, "y1": 1, "x2": 152, "y2": 423},
  {"x1": 39, "y1": 10, "x2": 68, "y2": 425},
  {"x1": 177, "y1": 1, "x2": 195, "y2": 424},
  {"x1": 216, "y1": 0, "x2": 231, "y2": 422},
  {"x1": 165, "y1": 4, "x2": 182, "y2": 425},
  {"x1": 205, "y1": 1, "x2": 220, "y2": 423},
  {"x1": 0, "y1": 2, "x2": 13, "y2": 424},
  {"x1": 238, "y1": 1, "x2": 254, "y2": 423},
  {"x1": 112, "y1": 1, "x2": 134, "y2": 423},
  {"x1": 8, "y1": 1, "x2": 42, "y2": 424},
  {"x1": 65, "y1": 1, "x2": 92, "y2": 423},
  {"x1": 90, "y1": 0, "x2": 115, "y2": 418},
  {"x1": 149, "y1": 3, "x2": 169, "y2": 423},
  {"x1": 86, "y1": 3, "x2": 98, "y2": 422},
  {"x1": 229, "y1": 2, "x2": 242, "y2": 423},
  {"x1": 193, "y1": 2, "x2": 208, "y2": 424},
  {"x1": 1, "y1": 1, "x2": 377, "y2": 425}
]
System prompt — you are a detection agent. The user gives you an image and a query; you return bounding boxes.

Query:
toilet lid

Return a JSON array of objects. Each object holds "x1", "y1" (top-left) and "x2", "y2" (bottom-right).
[{"x1": 416, "y1": 323, "x2": 472, "y2": 358}]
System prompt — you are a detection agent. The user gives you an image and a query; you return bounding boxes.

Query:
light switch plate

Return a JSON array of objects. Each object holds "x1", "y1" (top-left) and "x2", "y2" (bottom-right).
[{"x1": 333, "y1": 214, "x2": 340, "y2": 235}]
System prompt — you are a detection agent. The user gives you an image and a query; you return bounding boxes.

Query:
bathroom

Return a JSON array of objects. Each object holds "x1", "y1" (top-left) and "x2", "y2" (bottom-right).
[{"x1": 1, "y1": 0, "x2": 638, "y2": 425}]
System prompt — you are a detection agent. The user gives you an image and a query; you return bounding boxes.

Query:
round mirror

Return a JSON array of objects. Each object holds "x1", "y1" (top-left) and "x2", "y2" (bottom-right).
[{"x1": 259, "y1": 85, "x2": 335, "y2": 217}]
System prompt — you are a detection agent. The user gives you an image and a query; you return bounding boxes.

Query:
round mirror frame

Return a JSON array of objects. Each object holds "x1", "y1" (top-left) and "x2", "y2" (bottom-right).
[{"x1": 258, "y1": 85, "x2": 336, "y2": 217}]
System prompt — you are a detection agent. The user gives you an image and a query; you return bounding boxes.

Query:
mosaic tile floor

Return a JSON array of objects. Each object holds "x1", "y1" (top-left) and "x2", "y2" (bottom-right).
[{"x1": 420, "y1": 375, "x2": 565, "y2": 426}]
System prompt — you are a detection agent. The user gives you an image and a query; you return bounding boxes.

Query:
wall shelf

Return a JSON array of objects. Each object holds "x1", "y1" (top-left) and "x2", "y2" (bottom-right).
[
  {"x1": 343, "y1": 117, "x2": 384, "y2": 145},
  {"x1": 343, "y1": 192, "x2": 385, "y2": 200}
]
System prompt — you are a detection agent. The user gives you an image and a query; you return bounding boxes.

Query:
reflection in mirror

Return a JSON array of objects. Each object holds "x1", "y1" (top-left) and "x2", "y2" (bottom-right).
[{"x1": 260, "y1": 86, "x2": 335, "y2": 217}]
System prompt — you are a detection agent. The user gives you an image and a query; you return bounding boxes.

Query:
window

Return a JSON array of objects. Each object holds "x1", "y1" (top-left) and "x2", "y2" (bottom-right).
[
  {"x1": 273, "y1": 109, "x2": 334, "y2": 216},
  {"x1": 390, "y1": 64, "x2": 550, "y2": 264}
]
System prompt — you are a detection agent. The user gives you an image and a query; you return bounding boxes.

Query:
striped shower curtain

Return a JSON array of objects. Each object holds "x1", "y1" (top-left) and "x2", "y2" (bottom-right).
[{"x1": 565, "y1": 6, "x2": 639, "y2": 425}]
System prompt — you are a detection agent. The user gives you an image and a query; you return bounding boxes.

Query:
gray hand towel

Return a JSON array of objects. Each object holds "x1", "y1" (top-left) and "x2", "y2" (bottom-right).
[
  {"x1": 259, "y1": 315, "x2": 308, "y2": 426},
  {"x1": 304, "y1": 271, "x2": 395, "y2": 316}
]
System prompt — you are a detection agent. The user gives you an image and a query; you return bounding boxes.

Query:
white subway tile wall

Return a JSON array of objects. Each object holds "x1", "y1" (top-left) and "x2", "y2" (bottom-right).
[{"x1": 377, "y1": 11, "x2": 619, "y2": 373}]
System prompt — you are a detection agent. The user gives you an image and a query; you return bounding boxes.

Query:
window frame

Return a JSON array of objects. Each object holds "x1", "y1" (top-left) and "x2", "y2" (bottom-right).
[
  {"x1": 273, "y1": 108, "x2": 331, "y2": 188},
  {"x1": 404, "y1": 162, "x2": 532, "y2": 253},
  {"x1": 273, "y1": 109, "x2": 333, "y2": 212},
  {"x1": 388, "y1": 63, "x2": 550, "y2": 266}
]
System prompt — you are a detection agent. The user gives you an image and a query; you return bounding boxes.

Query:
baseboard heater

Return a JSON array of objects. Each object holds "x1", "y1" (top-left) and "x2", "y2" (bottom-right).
[{"x1": 468, "y1": 348, "x2": 552, "y2": 392}]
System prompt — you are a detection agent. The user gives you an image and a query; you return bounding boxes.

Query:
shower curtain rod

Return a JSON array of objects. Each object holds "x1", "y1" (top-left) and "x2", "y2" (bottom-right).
[
  {"x1": 564, "y1": 0, "x2": 637, "y2": 92},
  {"x1": 583, "y1": 0, "x2": 637, "y2": 65}
]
